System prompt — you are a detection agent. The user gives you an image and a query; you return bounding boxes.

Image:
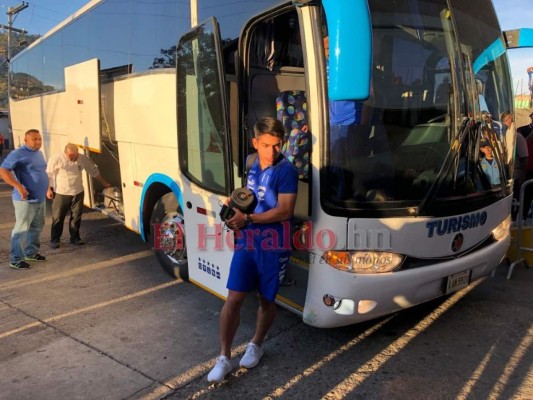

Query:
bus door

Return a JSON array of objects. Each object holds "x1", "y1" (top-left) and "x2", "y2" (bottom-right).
[
  {"x1": 65, "y1": 58, "x2": 102, "y2": 209},
  {"x1": 239, "y1": 5, "x2": 311, "y2": 219},
  {"x1": 238, "y1": 4, "x2": 314, "y2": 310},
  {"x1": 65, "y1": 58, "x2": 102, "y2": 153},
  {"x1": 176, "y1": 18, "x2": 235, "y2": 298}
]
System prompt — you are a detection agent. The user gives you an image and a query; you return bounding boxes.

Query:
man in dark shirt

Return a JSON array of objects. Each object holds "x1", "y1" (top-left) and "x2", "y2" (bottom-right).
[
  {"x1": 518, "y1": 112, "x2": 533, "y2": 220},
  {"x1": 517, "y1": 112, "x2": 533, "y2": 139}
]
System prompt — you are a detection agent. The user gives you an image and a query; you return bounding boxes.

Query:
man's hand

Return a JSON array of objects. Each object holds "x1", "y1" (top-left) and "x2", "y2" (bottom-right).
[
  {"x1": 0, "y1": 167, "x2": 28, "y2": 200},
  {"x1": 226, "y1": 209, "x2": 247, "y2": 231},
  {"x1": 46, "y1": 187, "x2": 55, "y2": 200},
  {"x1": 16, "y1": 185, "x2": 29, "y2": 201}
]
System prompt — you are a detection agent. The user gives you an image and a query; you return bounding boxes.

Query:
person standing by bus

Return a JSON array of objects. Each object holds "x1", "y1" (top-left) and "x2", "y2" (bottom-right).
[
  {"x1": 207, "y1": 117, "x2": 298, "y2": 383},
  {"x1": 0, "y1": 129, "x2": 48, "y2": 269},
  {"x1": 519, "y1": 112, "x2": 533, "y2": 220},
  {"x1": 517, "y1": 112, "x2": 533, "y2": 138},
  {"x1": 46, "y1": 144, "x2": 112, "y2": 248},
  {"x1": 502, "y1": 112, "x2": 530, "y2": 220}
]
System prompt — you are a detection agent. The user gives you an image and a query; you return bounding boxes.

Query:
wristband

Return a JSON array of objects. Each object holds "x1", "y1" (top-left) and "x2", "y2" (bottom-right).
[{"x1": 245, "y1": 214, "x2": 253, "y2": 224}]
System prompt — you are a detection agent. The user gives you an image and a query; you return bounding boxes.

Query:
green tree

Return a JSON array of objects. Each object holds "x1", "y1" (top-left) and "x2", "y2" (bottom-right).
[{"x1": 150, "y1": 45, "x2": 177, "y2": 69}]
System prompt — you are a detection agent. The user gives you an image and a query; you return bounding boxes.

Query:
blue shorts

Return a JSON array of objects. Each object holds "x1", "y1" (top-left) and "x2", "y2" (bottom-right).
[{"x1": 227, "y1": 247, "x2": 290, "y2": 302}]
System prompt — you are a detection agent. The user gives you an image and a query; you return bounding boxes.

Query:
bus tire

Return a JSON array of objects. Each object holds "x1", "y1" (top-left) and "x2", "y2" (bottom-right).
[{"x1": 150, "y1": 193, "x2": 189, "y2": 281}]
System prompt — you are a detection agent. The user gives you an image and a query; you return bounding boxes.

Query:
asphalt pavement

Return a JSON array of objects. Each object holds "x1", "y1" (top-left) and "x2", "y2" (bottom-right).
[{"x1": 0, "y1": 164, "x2": 532, "y2": 400}]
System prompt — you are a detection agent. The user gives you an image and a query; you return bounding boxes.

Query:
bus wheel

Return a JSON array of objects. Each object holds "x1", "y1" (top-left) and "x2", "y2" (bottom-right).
[{"x1": 150, "y1": 193, "x2": 189, "y2": 281}]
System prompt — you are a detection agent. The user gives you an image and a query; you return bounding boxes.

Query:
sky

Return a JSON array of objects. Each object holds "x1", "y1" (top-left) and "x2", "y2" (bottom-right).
[
  {"x1": 0, "y1": 0, "x2": 532, "y2": 94},
  {"x1": 492, "y1": 0, "x2": 533, "y2": 95}
]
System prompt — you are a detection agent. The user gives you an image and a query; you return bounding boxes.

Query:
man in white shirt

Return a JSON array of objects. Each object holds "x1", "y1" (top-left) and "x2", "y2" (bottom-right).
[{"x1": 46, "y1": 144, "x2": 111, "y2": 248}]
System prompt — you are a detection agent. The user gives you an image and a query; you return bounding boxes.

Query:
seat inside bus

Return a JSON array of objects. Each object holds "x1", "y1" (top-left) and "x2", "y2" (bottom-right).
[{"x1": 248, "y1": 66, "x2": 306, "y2": 129}]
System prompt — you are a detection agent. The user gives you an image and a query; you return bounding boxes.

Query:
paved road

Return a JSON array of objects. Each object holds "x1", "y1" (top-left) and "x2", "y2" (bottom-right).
[{"x1": 0, "y1": 179, "x2": 532, "y2": 400}]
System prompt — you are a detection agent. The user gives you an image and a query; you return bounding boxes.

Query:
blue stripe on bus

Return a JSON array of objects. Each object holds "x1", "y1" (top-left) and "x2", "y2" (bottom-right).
[
  {"x1": 139, "y1": 173, "x2": 184, "y2": 241},
  {"x1": 323, "y1": 0, "x2": 372, "y2": 101},
  {"x1": 518, "y1": 28, "x2": 533, "y2": 47},
  {"x1": 473, "y1": 37, "x2": 505, "y2": 74}
]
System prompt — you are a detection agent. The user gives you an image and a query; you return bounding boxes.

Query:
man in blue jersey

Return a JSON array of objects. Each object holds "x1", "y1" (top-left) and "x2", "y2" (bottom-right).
[
  {"x1": 0, "y1": 129, "x2": 49, "y2": 269},
  {"x1": 208, "y1": 117, "x2": 298, "y2": 383}
]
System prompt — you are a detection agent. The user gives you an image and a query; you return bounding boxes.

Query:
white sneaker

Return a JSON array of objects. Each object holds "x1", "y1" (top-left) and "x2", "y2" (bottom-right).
[
  {"x1": 207, "y1": 355, "x2": 232, "y2": 382},
  {"x1": 239, "y1": 342, "x2": 264, "y2": 369}
]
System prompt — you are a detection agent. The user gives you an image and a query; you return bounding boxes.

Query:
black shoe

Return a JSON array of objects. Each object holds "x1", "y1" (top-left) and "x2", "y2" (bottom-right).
[
  {"x1": 70, "y1": 238, "x2": 85, "y2": 245},
  {"x1": 10, "y1": 260, "x2": 32, "y2": 270},
  {"x1": 50, "y1": 240, "x2": 60, "y2": 249},
  {"x1": 24, "y1": 253, "x2": 47, "y2": 262}
]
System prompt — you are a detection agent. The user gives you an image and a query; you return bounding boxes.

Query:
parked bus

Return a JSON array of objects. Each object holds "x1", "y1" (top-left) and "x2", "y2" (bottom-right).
[{"x1": 8, "y1": 0, "x2": 524, "y2": 327}]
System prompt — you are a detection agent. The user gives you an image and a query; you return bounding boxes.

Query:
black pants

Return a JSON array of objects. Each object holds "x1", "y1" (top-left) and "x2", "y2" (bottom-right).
[
  {"x1": 512, "y1": 182, "x2": 532, "y2": 221},
  {"x1": 51, "y1": 192, "x2": 84, "y2": 242}
]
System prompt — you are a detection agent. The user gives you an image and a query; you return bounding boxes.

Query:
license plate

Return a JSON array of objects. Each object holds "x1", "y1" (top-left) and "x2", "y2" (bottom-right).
[{"x1": 445, "y1": 270, "x2": 471, "y2": 294}]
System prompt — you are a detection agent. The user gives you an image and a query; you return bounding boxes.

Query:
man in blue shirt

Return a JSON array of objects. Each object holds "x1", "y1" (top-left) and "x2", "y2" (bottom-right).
[
  {"x1": 324, "y1": 35, "x2": 363, "y2": 145},
  {"x1": 0, "y1": 129, "x2": 48, "y2": 269},
  {"x1": 208, "y1": 117, "x2": 298, "y2": 383}
]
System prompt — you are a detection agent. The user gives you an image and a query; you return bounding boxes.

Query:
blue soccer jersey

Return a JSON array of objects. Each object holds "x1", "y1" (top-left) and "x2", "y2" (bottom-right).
[
  {"x1": 244, "y1": 154, "x2": 298, "y2": 248},
  {"x1": 227, "y1": 154, "x2": 298, "y2": 300}
]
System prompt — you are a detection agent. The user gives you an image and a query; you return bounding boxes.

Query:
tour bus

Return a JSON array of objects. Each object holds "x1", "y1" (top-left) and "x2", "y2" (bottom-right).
[{"x1": 8, "y1": 0, "x2": 525, "y2": 327}]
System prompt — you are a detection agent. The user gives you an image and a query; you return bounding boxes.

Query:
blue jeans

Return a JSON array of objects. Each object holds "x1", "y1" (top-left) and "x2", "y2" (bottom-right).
[{"x1": 11, "y1": 200, "x2": 46, "y2": 263}]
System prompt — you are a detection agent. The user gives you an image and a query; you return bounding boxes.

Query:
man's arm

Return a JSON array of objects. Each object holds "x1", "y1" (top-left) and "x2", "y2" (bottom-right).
[
  {"x1": 94, "y1": 174, "x2": 112, "y2": 188},
  {"x1": 79, "y1": 154, "x2": 112, "y2": 188},
  {"x1": 46, "y1": 155, "x2": 58, "y2": 199},
  {"x1": 248, "y1": 193, "x2": 297, "y2": 223},
  {"x1": 0, "y1": 167, "x2": 28, "y2": 200},
  {"x1": 227, "y1": 193, "x2": 297, "y2": 230}
]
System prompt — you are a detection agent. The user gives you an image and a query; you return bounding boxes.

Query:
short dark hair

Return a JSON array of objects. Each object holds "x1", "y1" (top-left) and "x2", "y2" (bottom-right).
[
  {"x1": 500, "y1": 111, "x2": 512, "y2": 121},
  {"x1": 253, "y1": 117, "x2": 285, "y2": 139},
  {"x1": 25, "y1": 129, "x2": 40, "y2": 136}
]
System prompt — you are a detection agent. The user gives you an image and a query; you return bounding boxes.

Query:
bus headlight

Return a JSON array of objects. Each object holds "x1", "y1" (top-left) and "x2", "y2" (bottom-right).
[
  {"x1": 492, "y1": 216, "x2": 511, "y2": 241},
  {"x1": 322, "y1": 251, "x2": 403, "y2": 273}
]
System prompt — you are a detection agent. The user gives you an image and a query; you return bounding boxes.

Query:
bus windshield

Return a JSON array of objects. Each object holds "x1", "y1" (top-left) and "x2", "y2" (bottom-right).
[{"x1": 323, "y1": 0, "x2": 513, "y2": 214}]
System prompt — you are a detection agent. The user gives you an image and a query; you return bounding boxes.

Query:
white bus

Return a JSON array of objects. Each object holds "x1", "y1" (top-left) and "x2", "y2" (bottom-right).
[{"x1": 8, "y1": 0, "x2": 525, "y2": 327}]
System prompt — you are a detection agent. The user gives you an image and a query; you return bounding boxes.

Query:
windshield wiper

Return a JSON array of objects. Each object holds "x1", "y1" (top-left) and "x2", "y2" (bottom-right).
[{"x1": 417, "y1": 117, "x2": 474, "y2": 215}]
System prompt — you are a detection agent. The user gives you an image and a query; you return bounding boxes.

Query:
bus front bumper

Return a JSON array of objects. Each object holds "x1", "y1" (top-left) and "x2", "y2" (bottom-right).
[{"x1": 302, "y1": 235, "x2": 510, "y2": 328}]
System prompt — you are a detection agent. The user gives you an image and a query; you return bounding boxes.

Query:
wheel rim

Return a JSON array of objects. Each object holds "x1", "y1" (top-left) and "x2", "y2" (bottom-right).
[{"x1": 158, "y1": 212, "x2": 187, "y2": 266}]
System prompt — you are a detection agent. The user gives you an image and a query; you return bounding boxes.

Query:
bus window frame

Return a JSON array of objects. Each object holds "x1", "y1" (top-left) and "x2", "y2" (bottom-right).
[{"x1": 176, "y1": 17, "x2": 233, "y2": 196}]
